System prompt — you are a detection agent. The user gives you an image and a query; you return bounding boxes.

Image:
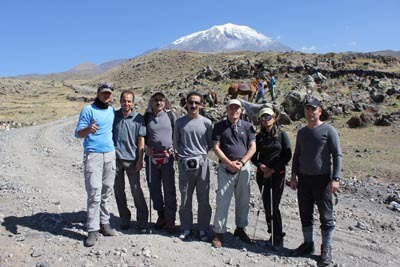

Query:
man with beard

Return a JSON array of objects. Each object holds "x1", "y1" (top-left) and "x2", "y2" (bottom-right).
[
  {"x1": 144, "y1": 92, "x2": 177, "y2": 233},
  {"x1": 112, "y1": 90, "x2": 148, "y2": 233}
]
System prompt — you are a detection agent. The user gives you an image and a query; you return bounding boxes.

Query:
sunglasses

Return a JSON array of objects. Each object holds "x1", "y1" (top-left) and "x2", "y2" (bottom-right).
[
  {"x1": 260, "y1": 115, "x2": 273, "y2": 121},
  {"x1": 153, "y1": 98, "x2": 165, "y2": 102},
  {"x1": 187, "y1": 100, "x2": 201, "y2": 105}
]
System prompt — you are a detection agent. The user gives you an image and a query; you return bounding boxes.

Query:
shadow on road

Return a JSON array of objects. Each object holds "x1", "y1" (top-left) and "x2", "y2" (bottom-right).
[{"x1": 2, "y1": 210, "x2": 87, "y2": 241}]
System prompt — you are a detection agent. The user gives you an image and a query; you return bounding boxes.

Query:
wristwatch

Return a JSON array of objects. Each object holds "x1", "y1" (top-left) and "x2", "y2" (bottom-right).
[
  {"x1": 332, "y1": 177, "x2": 340, "y2": 182},
  {"x1": 239, "y1": 159, "x2": 246, "y2": 166}
]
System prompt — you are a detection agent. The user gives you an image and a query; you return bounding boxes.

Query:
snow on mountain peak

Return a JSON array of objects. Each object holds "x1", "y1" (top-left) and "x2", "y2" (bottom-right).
[{"x1": 164, "y1": 23, "x2": 292, "y2": 52}]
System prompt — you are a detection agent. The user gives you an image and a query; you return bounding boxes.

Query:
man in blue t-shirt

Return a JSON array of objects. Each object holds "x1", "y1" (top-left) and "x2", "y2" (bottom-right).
[
  {"x1": 211, "y1": 99, "x2": 256, "y2": 248},
  {"x1": 75, "y1": 82, "x2": 116, "y2": 247}
]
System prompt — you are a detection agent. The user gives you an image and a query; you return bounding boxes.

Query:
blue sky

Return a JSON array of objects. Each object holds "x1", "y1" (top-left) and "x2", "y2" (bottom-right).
[{"x1": 1, "y1": 0, "x2": 399, "y2": 77}]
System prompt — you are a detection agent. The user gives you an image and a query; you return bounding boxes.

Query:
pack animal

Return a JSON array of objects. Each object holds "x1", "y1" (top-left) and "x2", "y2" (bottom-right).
[{"x1": 227, "y1": 80, "x2": 258, "y2": 102}]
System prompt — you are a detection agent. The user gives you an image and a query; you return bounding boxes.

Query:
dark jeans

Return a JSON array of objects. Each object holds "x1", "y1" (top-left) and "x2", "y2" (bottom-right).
[
  {"x1": 145, "y1": 156, "x2": 177, "y2": 223},
  {"x1": 256, "y1": 170, "x2": 285, "y2": 238},
  {"x1": 114, "y1": 159, "x2": 148, "y2": 225},
  {"x1": 297, "y1": 173, "x2": 335, "y2": 231}
]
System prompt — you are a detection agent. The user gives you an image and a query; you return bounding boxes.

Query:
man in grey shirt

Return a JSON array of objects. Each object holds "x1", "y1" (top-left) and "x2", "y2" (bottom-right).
[
  {"x1": 174, "y1": 91, "x2": 213, "y2": 241},
  {"x1": 290, "y1": 96, "x2": 342, "y2": 265},
  {"x1": 144, "y1": 92, "x2": 177, "y2": 233},
  {"x1": 113, "y1": 90, "x2": 148, "y2": 233}
]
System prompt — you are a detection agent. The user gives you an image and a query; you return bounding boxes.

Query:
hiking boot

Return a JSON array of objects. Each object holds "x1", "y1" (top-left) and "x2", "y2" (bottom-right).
[
  {"x1": 154, "y1": 215, "x2": 166, "y2": 230},
  {"x1": 233, "y1": 227, "x2": 251, "y2": 244},
  {"x1": 84, "y1": 231, "x2": 98, "y2": 247},
  {"x1": 321, "y1": 245, "x2": 332, "y2": 264},
  {"x1": 120, "y1": 222, "x2": 130, "y2": 230},
  {"x1": 269, "y1": 232, "x2": 285, "y2": 249},
  {"x1": 198, "y1": 230, "x2": 208, "y2": 242},
  {"x1": 99, "y1": 224, "x2": 115, "y2": 236},
  {"x1": 212, "y1": 233, "x2": 223, "y2": 248},
  {"x1": 292, "y1": 242, "x2": 315, "y2": 256},
  {"x1": 165, "y1": 221, "x2": 175, "y2": 234},
  {"x1": 178, "y1": 230, "x2": 191, "y2": 240},
  {"x1": 271, "y1": 237, "x2": 284, "y2": 251}
]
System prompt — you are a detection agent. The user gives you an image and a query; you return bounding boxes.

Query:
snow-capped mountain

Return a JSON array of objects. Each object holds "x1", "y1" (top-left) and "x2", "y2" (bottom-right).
[{"x1": 162, "y1": 23, "x2": 293, "y2": 52}]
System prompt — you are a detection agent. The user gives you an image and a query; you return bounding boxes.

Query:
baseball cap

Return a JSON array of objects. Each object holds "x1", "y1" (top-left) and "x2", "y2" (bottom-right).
[
  {"x1": 226, "y1": 99, "x2": 242, "y2": 108},
  {"x1": 258, "y1": 107, "x2": 275, "y2": 118},
  {"x1": 151, "y1": 91, "x2": 166, "y2": 98},
  {"x1": 303, "y1": 97, "x2": 321, "y2": 108},
  {"x1": 97, "y1": 83, "x2": 114, "y2": 93}
]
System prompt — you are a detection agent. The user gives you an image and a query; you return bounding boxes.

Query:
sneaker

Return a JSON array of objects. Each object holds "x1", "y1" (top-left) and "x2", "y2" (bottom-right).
[
  {"x1": 233, "y1": 227, "x2": 251, "y2": 244},
  {"x1": 198, "y1": 230, "x2": 208, "y2": 242},
  {"x1": 99, "y1": 224, "x2": 115, "y2": 236},
  {"x1": 138, "y1": 226, "x2": 148, "y2": 234},
  {"x1": 154, "y1": 215, "x2": 166, "y2": 230},
  {"x1": 178, "y1": 230, "x2": 191, "y2": 240},
  {"x1": 212, "y1": 233, "x2": 223, "y2": 248},
  {"x1": 84, "y1": 231, "x2": 98, "y2": 247},
  {"x1": 165, "y1": 221, "x2": 175, "y2": 234},
  {"x1": 292, "y1": 242, "x2": 315, "y2": 256},
  {"x1": 321, "y1": 245, "x2": 332, "y2": 264}
]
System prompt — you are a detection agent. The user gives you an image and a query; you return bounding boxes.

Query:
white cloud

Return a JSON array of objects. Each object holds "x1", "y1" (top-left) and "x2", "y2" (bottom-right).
[
  {"x1": 301, "y1": 45, "x2": 317, "y2": 52},
  {"x1": 348, "y1": 41, "x2": 357, "y2": 47}
]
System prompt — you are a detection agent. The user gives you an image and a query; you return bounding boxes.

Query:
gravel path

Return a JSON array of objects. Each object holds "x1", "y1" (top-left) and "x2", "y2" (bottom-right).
[{"x1": 0, "y1": 117, "x2": 399, "y2": 267}]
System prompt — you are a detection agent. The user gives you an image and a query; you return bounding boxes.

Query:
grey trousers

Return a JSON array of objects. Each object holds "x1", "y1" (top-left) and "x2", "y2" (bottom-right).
[
  {"x1": 212, "y1": 162, "x2": 251, "y2": 234},
  {"x1": 83, "y1": 151, "x2": 116, "y2": 232},
  {"x1": 114, "y1": 159, "x2": 148, "y2": 225},
  {"x1": 178, "y1": 156, "x2": 212, "y2": 232}
]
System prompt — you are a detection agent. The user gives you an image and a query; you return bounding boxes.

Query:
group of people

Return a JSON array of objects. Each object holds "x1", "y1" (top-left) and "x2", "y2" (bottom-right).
[{"x1": 75, "y1": 83, "x2": 342, "y2": 265}]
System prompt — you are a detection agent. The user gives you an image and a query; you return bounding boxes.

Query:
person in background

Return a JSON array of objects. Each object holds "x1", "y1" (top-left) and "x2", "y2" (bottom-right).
[
  {"x1": 254, "y1": 80, "x2": 267, "y2": 104},
  {"x1": 144, "y1": 92, "x2": 177, "y2": 233},
  {"x1": 290, "y1": 96, "x2": 342, "y2": 265},
  {"x1": 211, "y1": 99, "x2": 256, "y2": 248},
  {"x1": 74, "y1": 82, "x2": 116, "y2": 247},
  {"x1": 113, "y1": 90, "x2": 148, "y2": 233},
  {"x1": 270, "y1": 75, "x2": 276, "y2": 101},
  {"x1": 174, "y1": 91, "x2": 213, "y2": 241},
  {"x1": 251, "y1": 107, "x2": 292, "y2": 250}
]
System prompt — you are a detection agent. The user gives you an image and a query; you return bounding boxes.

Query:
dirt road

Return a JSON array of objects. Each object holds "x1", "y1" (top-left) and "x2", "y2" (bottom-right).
[{"x1": 0, "y1": 117, "x2": 399, "y2": 267}]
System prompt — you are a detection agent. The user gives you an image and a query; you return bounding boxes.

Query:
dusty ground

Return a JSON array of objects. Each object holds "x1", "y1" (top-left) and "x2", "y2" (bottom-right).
[{"x1": 0, "y1": 116, "x2": 399, "y2": 267}]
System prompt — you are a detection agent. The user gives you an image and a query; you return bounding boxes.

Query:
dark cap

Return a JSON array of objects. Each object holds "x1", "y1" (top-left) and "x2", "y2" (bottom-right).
[
  {"x1": 97, "y1": 83, "x2": 114, "y2": 93},
  {"x1": 303, "y1": 96, "x2": 321, "y2": 108}
]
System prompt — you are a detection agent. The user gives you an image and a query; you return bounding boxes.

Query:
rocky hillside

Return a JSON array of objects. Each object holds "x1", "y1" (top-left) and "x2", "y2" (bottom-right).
[{"x1": 1, "y1": 50, "x2": 399, "y2": 127}]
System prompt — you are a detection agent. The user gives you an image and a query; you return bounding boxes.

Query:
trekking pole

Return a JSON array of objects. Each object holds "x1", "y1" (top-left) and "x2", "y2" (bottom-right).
[
  {"x1": 252, "y1": 183, "x2": 265, "y2": 242},
  {"x1": 148, "y1": 155, "x2": 153, "y2": 234},
  {"x1": 270, "y1": 177, "x2": 274, "y2": 247}
]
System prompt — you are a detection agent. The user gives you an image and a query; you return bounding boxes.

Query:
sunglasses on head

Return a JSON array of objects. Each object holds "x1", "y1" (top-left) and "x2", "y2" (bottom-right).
[
  {"x1": 260, "y1": 114, "x2": 272, "y2": 121},
  {"x1": 187, "y1": 100, "x2": 201, "y2": 105}
]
